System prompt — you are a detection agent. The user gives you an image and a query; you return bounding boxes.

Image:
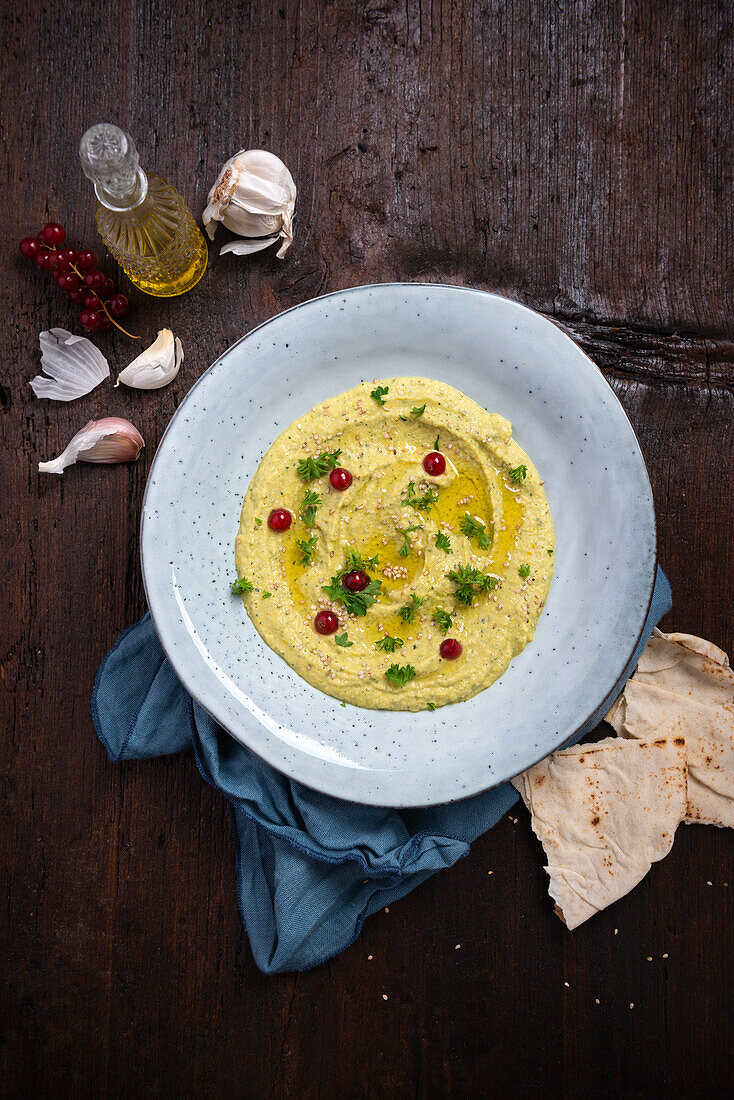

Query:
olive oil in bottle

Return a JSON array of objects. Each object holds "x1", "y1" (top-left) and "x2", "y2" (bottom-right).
[{"x1": 79, "y1": 123, "x2": 208, "y2": 297}]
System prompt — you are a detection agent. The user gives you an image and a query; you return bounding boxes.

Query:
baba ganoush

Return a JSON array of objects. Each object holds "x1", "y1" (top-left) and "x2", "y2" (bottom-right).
[{"x1": 234, "y1": 378, "x2": 554, "y2": 710}]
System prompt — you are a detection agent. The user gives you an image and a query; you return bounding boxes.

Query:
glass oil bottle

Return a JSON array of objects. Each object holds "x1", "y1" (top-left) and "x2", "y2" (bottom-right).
[{"x1": 79, "y1": 123, "x2": 208, "y2": 297}]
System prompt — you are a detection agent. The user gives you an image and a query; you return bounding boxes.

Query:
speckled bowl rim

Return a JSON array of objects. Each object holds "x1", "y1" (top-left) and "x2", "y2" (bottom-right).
[{"x1": 140, "y1": 283, "x2": 657, "y2": 807}]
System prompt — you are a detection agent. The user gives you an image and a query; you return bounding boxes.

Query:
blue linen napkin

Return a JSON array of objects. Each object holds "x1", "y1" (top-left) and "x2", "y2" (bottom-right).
[{"x1": 92, "y1": 568, "x2": 670, "y2": 974}]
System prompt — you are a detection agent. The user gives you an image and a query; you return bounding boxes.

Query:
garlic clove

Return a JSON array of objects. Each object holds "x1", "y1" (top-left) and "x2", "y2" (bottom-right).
[
  {"x1": 203, "y1": 149, "x2": 296, "y2": 257},
  {"x1": 39, "y1": 417, "x2": 145, "y2": 474},
  {"x1": 115, "y1": 329, "x2": 183, "y2": 389},
  {"x1": 31, "y1": 328, "x2": 110, "y2": 401}
]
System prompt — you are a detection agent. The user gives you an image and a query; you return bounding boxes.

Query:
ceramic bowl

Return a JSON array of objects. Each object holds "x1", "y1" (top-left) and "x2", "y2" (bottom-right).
[{"x1": 141, "y1": 284, "x2": 656, "y2": 806}]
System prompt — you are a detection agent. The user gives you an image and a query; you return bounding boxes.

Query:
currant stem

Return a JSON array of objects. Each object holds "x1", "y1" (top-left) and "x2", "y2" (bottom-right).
[{"x1": 41, "y1": 243, "x2": 140, "y2": 339}]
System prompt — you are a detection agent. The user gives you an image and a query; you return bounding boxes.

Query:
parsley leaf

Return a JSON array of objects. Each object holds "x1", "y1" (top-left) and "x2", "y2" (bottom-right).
[
  {"x1": 431, "y1": 608, "x2": 453, "y2": 634},
  {"x1": 322, "y1": 549, "x2": 382, "y2": 616},
  {"x1": 231, "y1": 576, "x2": 254, "y2": 595},
  {"x1": 547, "y1": 548, "x2": 554, "y2": 556},
  {"x1": 433, "y1": 434, "x2": 440, "y2": 451},
  {"x1": 300, "y1": 489, "x2": 320, "y2": 526},
  {"x1": 518, "y1": 563, "x2": 531, "y2": 578},
  {"x1": 435, "y1": 531, "x2": 452, "y2": 554},
  {"x1": 335, "y1": 632, "x2": 353, "y2": 647},
  {"x1": 296, "y1": 449, "x2": 342, "y2": 482},
  {"x1": 427, "y1": 702, "x2": 437, "y2": 711},
  {"x1": 262, "y1": 591, "x2": 272, "y2": 599},
  {"x1": 459, "y1": 512, "x2": 492, "y2": 550},
  {"x1": 375, "y1": 635, "x2": 404, "y2": 653},
  {"x1": 370, "y1": 385, "x2": 389, "y2": 406},
  {"x1": 297, "y1": 534, "x2": 318, "y2": 565},
  {"x1": 254, "y1": 517, "x2": 263, "y2": 526},
  {"x1": 396, "y1": 523, "x2": 422, "y2": 556},
  {"x1": 404, "y1": 481, "x2": 439, "y2": 511},
  {"x1": 385, "y1": 663, "x2": 416, "y2": 687},
  {"x1": 446, "y1": 565, "x2": 499, "y2": 606},
  {"x1": 508, "y1": 464, "x2": 527, "y2": 484},
  {"x1": 411, "y1": 403, "x2": 426, "y2": 419},
  {"x1": 398, "y1": 593, "x2": 426, "y2": 623}
]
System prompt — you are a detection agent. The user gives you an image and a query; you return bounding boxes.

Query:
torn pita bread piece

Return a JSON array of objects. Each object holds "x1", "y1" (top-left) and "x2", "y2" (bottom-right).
[
  {"x1": 512, "y1": 736, "x2": 687, "y2": 930},
  {"x1": 606, "y1": 629, "x2": 734, "y2": 828}
]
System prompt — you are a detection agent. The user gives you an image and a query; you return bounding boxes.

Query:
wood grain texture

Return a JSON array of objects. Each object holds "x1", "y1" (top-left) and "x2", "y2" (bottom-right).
[{"x1": 1, "y1": 0, "x2": 731, "y2": 1096}]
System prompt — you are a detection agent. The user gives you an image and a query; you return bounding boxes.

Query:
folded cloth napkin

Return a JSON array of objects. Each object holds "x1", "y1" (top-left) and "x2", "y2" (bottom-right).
[{"x1": 92, "y1": 568, "x2": 671, "y2": 974}]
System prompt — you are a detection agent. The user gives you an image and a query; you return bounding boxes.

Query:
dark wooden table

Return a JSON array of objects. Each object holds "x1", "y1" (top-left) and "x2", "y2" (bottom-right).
[{"x1": 2, "y1": 1, "x2": 732, "y2": 1096}]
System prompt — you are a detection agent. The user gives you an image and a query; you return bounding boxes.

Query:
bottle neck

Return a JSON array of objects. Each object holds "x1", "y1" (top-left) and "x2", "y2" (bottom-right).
[{"x1": 95, "y1": 165, "x2": 149, "y2": 212}]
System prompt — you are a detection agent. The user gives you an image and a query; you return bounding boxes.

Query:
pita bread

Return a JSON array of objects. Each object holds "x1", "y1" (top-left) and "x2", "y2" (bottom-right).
[
  {"x1": 512, "y1": 736, "x2": 687, "y2": 930},
  {"x1": 606, "y1": 630, "x2": 734, "y2": 827}
]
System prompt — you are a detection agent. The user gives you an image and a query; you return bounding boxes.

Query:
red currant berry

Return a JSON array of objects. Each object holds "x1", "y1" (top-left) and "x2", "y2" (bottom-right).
[
  {"x1": 267, "y1": 508, "x2": 292, "y2": 531},
  {"x1": 49, "y1": 252, "x2": 69, "y2": 272},
  {"x1": 107, "y1": 294, "x2": 130, "y2": 318},
  {"x1": 84, "y1": 270, "x2": 105, "y2": 290},
  {"x1": 67, "y1": 288, "x2": 86, "y2": 304},
  {"x1": 83, "y1": 292, "x2": 101, "y2": 309},
  {"x1": 42, "y1": 222, "x2": 66, "y2": 245},
  {"x1": 439, "y1": 638, "x2": 462, "y2": 660},
  {"x1": 60, "y1": 247, "x2": 78, "y2": 265},
  {"x1": 76, "y1": 250, "x2": 97, "y2": 271},
  {"x1": 423, "y1": 451, "x2": 446, "y2": 477},
  {"x1": 342, "y1": 569, "x2": 369, "y2": 592},
  {"x1": 329, "y1": 467, "x2": 353, "y2": 491},
  {"x1": 314, "y1": 610, "x2": 339, "y2": 636},
  {"x1": 99, "y1": 276, "x2": 115, "y2": 298},
  {"x1": 97, "y1": 317, "x2": 113, "y2": 332},
  {"x1": 35, "y1": 250, "x2": 52, "y2": 270},
  {"x1": 80, "y1": 309, "x2": 102, "y2": 331},
  {"x1": 20, "y1": 237, "x2": 40, "y2": 259},
  {"x1": 53, "y1": 270, "x2": 69, "y2": 287},
  {"x1": 59, "y1": 273, "x2": 81, "y2": 292}
]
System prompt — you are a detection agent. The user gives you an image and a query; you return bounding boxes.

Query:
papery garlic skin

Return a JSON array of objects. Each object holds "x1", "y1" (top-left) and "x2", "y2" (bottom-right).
[
  {"x1": 203, "y1": 150, "x2": 296, "y2": 258},
  {"x1": 39, "y1": 418, "x2": 145, "y2": 474},
  {"x1": 116, "y1": 329, "x2": 183, "y2": 389},
  {"x1": 31, "y1": 328, "x2": 110, "y2": 401}
]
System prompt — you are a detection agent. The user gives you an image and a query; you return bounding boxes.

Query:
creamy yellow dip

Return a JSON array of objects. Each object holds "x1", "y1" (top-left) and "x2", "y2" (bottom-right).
[{"x1": 234, "y1": 378, "x2": 553, "y2": 710}]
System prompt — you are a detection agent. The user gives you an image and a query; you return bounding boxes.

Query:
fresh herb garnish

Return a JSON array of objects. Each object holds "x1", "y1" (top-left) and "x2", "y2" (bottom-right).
[
  {"x1": 385, "y1": 663, "x2": 416, "y2": 687},
  {"x1": 300, "y1": 489, "x2": 321, "y2": 526},
  {"x1": 375, "y1": 635, "x2": 404, "y2": 653},
  {"x1": 345, "y1": 548, "x2": 379, "y2": 571},
  {"x1": 335, "y1": 632, "x2": 354, "y2": 647},
  {"x1": 433, "y1": 434, "x2": 440, "y2": 451},
  {"x1": 459, "y1": 512, "x2": 492, "y2": 550},
  {"x1": 297, "y1": 534, "x2": 318, "y2": 565},
  {"x1": 435, "y1": 531, "x2": 452, "y2": 554},
  {"x1": 231, "y1": 576, "x2": 254, "y2": 595},
  {"x1": 399, "y1": 593, "x2": 426, "y2": 623},
  {"x1": 518, "y1": 564, "x2": 531, "y2": 578},
  {"x1": 404, "y1": 481, "x2": 439, "y2": 512},
  {"x1": 547, "y1": 548, "x2": 554, "y2": 556},
  {"x1": 262, "y1": 591, "x2": 272, "y2": 599},
  {"x1": 370, "y1": 385, "x2": 389, "y2": 406},
  {"x1": 322, "y1": 550, "x2": 382, "y2": 616},
  {"x1": 508, "y1": 464, "x2": 527, "y2": 484},
  {"x1": 396, "y1": 523, "x2": 422, "y2": 557},
  {"x1": 296, "y1": 449, "x2": 342, "y2": 482},
  {"x1": 411, "y1": 403, "x2": 426, "y2": 419},
  {"x1": 431, "y1": 608, "x2": 453, "y2": 634},
  {"x1": 427, "y1": 702, "x2": 437, "y2": 711},
  {"x1": 399, "y1": 415, "x2": 408, "y2": 422},
  {"x1": 446, "y1": 565, "x2": 499, "y2": 606},
  {"x1": 254, "y1": 517, "x2": 263, "y2": 526}
]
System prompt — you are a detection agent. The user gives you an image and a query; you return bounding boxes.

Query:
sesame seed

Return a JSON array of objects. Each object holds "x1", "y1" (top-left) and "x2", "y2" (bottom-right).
[
  {"x1": 382, "y1": 994, "x2": 388, "y2": 1001},
  {"x1": 662, "y1": 953, "x2": 668, "y2": 958},
  {"x1": 564, "y1": 981, "x2": 570, "y2": 988}
]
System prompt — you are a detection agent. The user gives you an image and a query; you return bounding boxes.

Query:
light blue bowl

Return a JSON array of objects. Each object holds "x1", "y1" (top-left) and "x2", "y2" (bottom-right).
[{"x1": 141, "y1": 284, "x2": 656, "y2": 806}]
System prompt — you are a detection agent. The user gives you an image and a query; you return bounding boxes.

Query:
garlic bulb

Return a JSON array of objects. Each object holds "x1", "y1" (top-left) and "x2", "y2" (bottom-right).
[
  {"x1": 116, "y1": 329, "x2": 183, "y2": 389},
  {"x1": 203, "y1": 149, "x2": 296, "y2": 258},
  {"x1": 39, "y1": 418, "x2": 144, "y2": 474},
  {"x1": 31, "y1": 328, "x2": 109, "y2": 401}
]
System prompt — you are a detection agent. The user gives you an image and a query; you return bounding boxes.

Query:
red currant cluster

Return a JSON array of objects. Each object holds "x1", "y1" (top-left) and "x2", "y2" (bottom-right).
[{"x1": 19, "y1": 223, "x2": 134, "y2": 337}]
